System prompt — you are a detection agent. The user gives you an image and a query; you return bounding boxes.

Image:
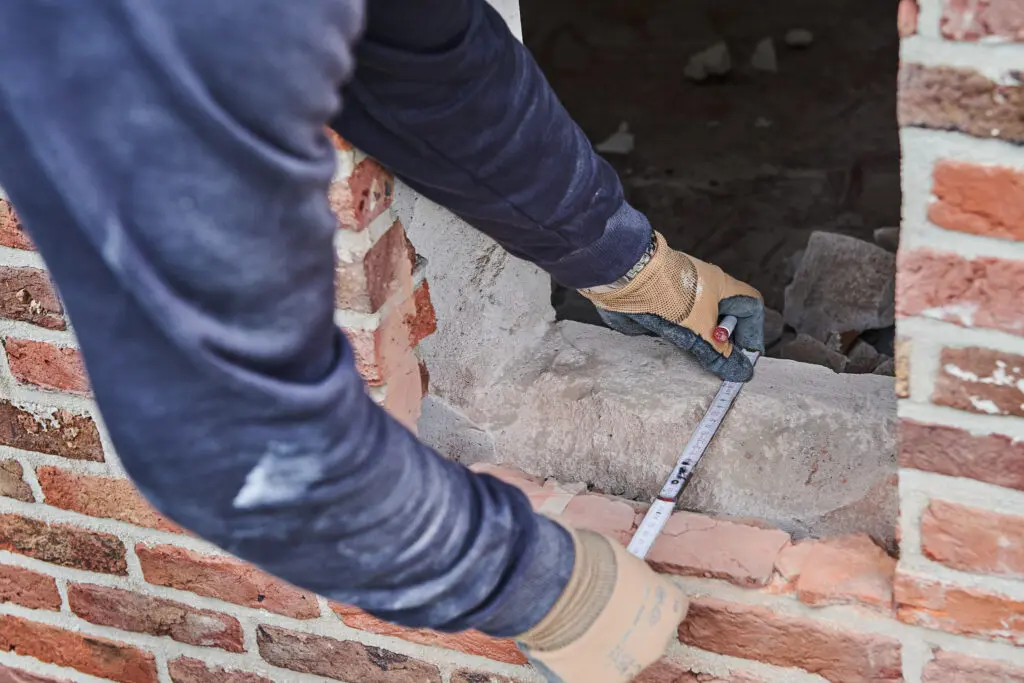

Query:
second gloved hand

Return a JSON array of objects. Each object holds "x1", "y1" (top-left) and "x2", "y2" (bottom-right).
[{"x1": 579, "y1": 232, "x2": 764, "y2": 382}]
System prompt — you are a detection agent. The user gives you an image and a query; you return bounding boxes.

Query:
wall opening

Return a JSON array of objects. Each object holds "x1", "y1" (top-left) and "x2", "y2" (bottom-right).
[{"x1": 526, "y1": 0, "x2": 901, "y2": 376}]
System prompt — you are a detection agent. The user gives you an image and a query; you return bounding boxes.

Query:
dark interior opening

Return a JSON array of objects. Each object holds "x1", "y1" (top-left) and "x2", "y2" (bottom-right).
[{"x1": 526, "y1": 0, "x2": 901, "y2": 373}]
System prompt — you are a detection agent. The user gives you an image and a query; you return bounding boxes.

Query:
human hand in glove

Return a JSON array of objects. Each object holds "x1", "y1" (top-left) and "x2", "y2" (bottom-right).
[
  {"x1": 515, "y1": 523, "x2": 687, "y2": 683},
  {"x1": 580, "y1": 232, "x2": 764, "y2": 382}
]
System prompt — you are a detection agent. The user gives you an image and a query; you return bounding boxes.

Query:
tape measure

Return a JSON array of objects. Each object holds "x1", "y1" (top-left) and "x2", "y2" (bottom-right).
[{"x1": 627, "y1": 342, "x2": 759, "y2": 559}]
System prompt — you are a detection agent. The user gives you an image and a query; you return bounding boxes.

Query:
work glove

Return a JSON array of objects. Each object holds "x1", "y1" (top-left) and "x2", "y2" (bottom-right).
[
  {"x1": 580, "y1": 232, "x2": 764, "y2": 382},
  {"x1": 516, "y1": 524, "x2": 688, "y2": 683}
]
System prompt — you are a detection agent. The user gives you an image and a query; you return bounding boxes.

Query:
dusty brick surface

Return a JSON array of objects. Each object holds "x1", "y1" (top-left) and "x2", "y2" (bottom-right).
[
  {"x1": 136, "y1": 544, "x2": 318, "y2": 619},
  {"x1": 900, "y1": 419, "x2": 1024, "y2": 490},
  {"x1": 899, "y1": 0, "x2": 919, "y2": 36},
  {"x1": 4, "y1": 339, "x2": 89, "y2": 395},
  {"x1": 0, "y1": 514, "x2": 126, "y2": 574},
  {"x1": 941, "y1": 0, "x2": 1024, "y2": 40},
  {"x1": 679, "y1": 598, "x2": 902, "y2": 682},
  {"x1": 257, "y1": 625, "x2": 442, "y2": 682},
  {"x1": 382, "y1": 347, "x2": 427, "y2": 432},
  {"x1": 0, "y1": 400, "x2": 104, "y2": 461},
  {"x1": 0, "y1": 267, "x2": 64, "y2": 330},
  {"x1": 896, "y1": 569, "x2": 1024, "y2": 644},
  {"x1": 168, "y1": 658, "x2": 274, "y2": 683},
  {"x1": 407, "y1": 282, "x2": 437, "y2": 347},
  {"x1": 330, "y1": 159, "x2": 394, "y2": 232},
  {"x1": 332, "y1": 603, "x2": 527, "y2": 665},
  {"x1": 335, "y1": 221, "x2": 414, "y2": 313},
  {"x1": 559, "y1": 493, "x2": 638, "y2": 547},
  {"x1": 897, "y1": 249, "x2": 1024, "y2": 336},
  {"x1": 932, "y1": 347, "x2": 1024, "y2": 417},
  {"x1": 922, "y1": 500, "x2": 1024, "y2": 578},
  {"x1": 0, "y1": 200, "x2": 35, "y2": 251},
  {"x1": 0, "y1": 614, "x2": 157, "y2": 683},
  {"x1": 0, "y1": 459, "x2": 34, "y2": 502},
  {"x1": 635, "y1": 661, "x2": 765, "y2": 682},
  {"x1": 449, "y1": 671, "x2": 527, "y2": 683},
  {"x1": 0, "y1": 564, "x2": 60, "y2": 611},
  {"x1": 794, "y1": 534, "x2": 896, "y2": 611},
  {"x1": 647, "y1": 512, "x2": 790, "y2": 587},
  {"x1": 69, "y1": 584, "x2": 243, "y2": 653},
  {"x1": 923, "y1": 650, "x2": 1024, "y2": 682},
  {"x1": 898, "y1": 64, "x2": 1024, "y2": 143},
  {"x1": 0, "y1": 665, "x2": 73, "y2": 683},
  {"x1": 37, "y1": 467, "x2": 179, "y2": 533},
  {"x1": 929, "y1": 161, "x2": 1024, "y2": 241}
]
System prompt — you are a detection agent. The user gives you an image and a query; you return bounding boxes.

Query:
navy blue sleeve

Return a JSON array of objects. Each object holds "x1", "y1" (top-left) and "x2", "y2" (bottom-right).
[{"x1": 0, "y1": 0, "x2": 572, "y2": 636}]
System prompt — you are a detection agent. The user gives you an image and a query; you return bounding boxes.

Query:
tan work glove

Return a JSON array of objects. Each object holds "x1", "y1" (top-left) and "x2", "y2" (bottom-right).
[
  {"x1": 516, "y1": 525, "x2": 687, "y2": 683},
  {"x1": 580, "y1": 232, "x2": 764, "y2": 382}
]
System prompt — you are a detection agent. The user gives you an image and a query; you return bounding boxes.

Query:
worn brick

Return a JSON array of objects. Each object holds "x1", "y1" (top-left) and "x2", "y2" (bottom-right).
[
  {"x1": 0, "y1": 614, "x2": 157, "y2": 683},
  {"x1": 0, "y1": 665, "x2": 72, "y2": 683},
  {"x1": 897, "y1": 249, "x2": 1024, "y2": 336},
  {"x1": 895, "y1": 569, "x2": 1024, "y2": 644},
  {"x1": 930, "y1": 161, "x2": 1024, "y2": 241},
  {"x1": 382, "y1": 348, "x2": 426, "y2": 432},
  {"x1": 136, "y1": 544, "x2": 318, "y2": 619},
  {"x1": 922, "y1": 500, "x2": 1024, "y2": 578},
  {"x1": 336, "y1": 221, "x2": 414, "y2": 313},
  {"x1": 647, "y1": 512, "x2": 789, "y2": 587},
  {"x1": 635, "y1": 661, "x2": 765, "y2": 683},
  {"x1": 168, "y1": 658, "x2": 274, "y2": 683},
  {"x1": 69, "y1": 584, "x2": 243, "y2": 652},
  {"x1": 330, "y1": 158, "x2": 394, "y2": 233},
  {"x1": 559, "y1": 493, "x2": 639, "y2": 547},
  {"x1": 898, "y1": 63, "x2": 1024, "y2": 143},
  {"x1": 923, "y1": 650, "x2": 1024, "y2": 682},
  {"x1": 0, "y1": 199, "x2": 34, "y2": 251},
  {"x1": 933, "y1": 346, "x2": 1024, "y2": 416},
  {"x1": 326, "y1": 129, "x2": 353, "y2": 152},
  {"x1": 37, "y1": 467, "x2": 179, "y2": 533},
  {"x1": 794, "y1": 534, "x2": 895, "y2": 611},
  {"x1": 942, "y1": 0, "x2": 1024, "y2": 41},
  {"x1": 0, "y1": 565, "x2": 60, "y2": 611},
  {"x1": 345, "y1": 288, "x2": 429, "y2": 387},
  {"x1": 899, "y1": 0, "x2": 919, "y2": 36},
  {"x1": 257, "y1": 625, "x2": 442, "y2": 683},
  {"x1": 679, "y1": 598, "x2": 902, "y2": 682},
  {"x1": 4, "y1": 339, "x2": 89, "y2": 395},
  {"x1": 0, "y1": 514, "x2": 126, "y2": 574},
  {"x1": 0, "y1": 400, "x2": 104, "y2": 461},
  {"x1": 0, "y1": 268, "x2": 64, "y2": 330},
  {"x1": 450, "y1": 671, "x2": 527, "y2": 683},
  {"x1": 901, "y1": 419, "x2": 1024, "y2": 490},
  {"x1": 0, "y1": 459, "x2": 34, "y2": 502},
  {"x1": 333, "y1": 604, "x2": 526, "y2": 665},
  {"x1": 407, "y1": 282, "x2": 437, "y2": 347},
  {"x1": 894, "y1": 338, "x2": 910, "y2": 399}
]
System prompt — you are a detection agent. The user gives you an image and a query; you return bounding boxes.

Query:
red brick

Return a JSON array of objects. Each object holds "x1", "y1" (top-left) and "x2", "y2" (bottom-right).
[
  {"x1": 895, "y1": 569, "x2": 1024, "y2": 644},
  {"x1": 898, "y1": 64, "x2": 1024, "y2": 143},
  {"x1": 0, "y1": 665, "x2": 72, "y2": 683},
  {"x1": 69, "y1": 584, "x2": 243, "y2": 652},
  {"x1": 450, "y1": 672, "x2": 527, "y2": 683},
  {"x1": 930, "y1": 161, "x2": 1024, "y2": 241},
  {"x1": 0, "y1": 268, "x2": 64, "y2": 330},
  {"x1": 382, "y1": 348, "x2": 427, "y2": 431},
  {"x1": 0, "y1": 614, "x2": 157, "y2": 683},
  {"x1": 559, "y1": 493, "x2": 639, "y2": 547},
  {"x1": 257, "y1": 624, "x2": 442, "y2": 682},
  {"x1": 37, "y1": 467, "x2": 180, "y2": 533},
  {"x1": 344, "y1": 288, "x2": 428, "y2": 387},
  {"x1": 325, "y1": 128, "x2": 353, "y2": 151},
  {"x1": 0, "y1": 565, "x2": 60, "y2": 610},
  {"x1": 407, "y1": 282, "x2": 437, "y2": 347},
  {"x1": 330, "y1": 159, "x2": 394, "y2": 233},
  {"x1": 336, "y1": 221, "x2": 414, "y2": 314},
  {"x1": 922, "y1": 500, "x2": 1024, "y2": 578},
  {"x1": 0, "y1": 514, "x2": 126, "y2": 574},
  {"x1": 136, "y1": 544, "x2": 318, "y2": 619},
  {"x1": 4, "y1": 339, "x2": 89, "y2": 395},
  {"x1": 932, "y1": 347, "x2": 1024, "y2": 417},
  {"x1": 923, "y1": 650, "x2": 1024, "y2": 683},
  {"x1": 942, "y1": 0, "x2": 1024, "y2": 41},
  {"x1": 899, "y1": 0, "x2": 919, "y2": 36},
  {"x1": 332, "y1": 604, "x2": 526, "y2": 665},
  {"x1": 895, "y1": 338, "x2": 910, "y2": 399},
  {"x1": 0, "y1": 459, "x2": 34, "y2": 502},
  {"x1": 647, "y1": 512, "x2": 790, "y2": 587},
  {"x1": 794, "y1": 534, "x2": 896, "y2": 611},
  {"x1": 635, "y1": 661, "x2": 765, "y2": 683},
  {"x1": 0, "y1": 400, "x2": 104, "y2": 462},
  {"x1": 678, "y1": 598, "x2": 902, "y2": 682},
  {"x1": 901, "y1": 419, "x2": 1024, "y2": 491},
  {"x1": 897, "y1": 249, "x2": 1024, "y2": 337},
  {"x1": 168, "y1": 658, "x2": 275, "y2": 683},
  {"x1": 0, "y1": 200, "x2": 35, "y2": 251}
]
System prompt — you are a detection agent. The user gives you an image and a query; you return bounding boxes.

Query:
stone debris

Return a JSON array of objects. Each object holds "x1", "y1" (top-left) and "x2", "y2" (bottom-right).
[
  {"x1": 751, "y1": 38, "x2": 778, "y2": 72},
  {"x1": 754, "y1": 117, "x2": 774, "y2": 128},
  {"x1": 763, "y1": 307, "x2": 785, "y2": 348},
  {"x1": 873, "y1": 227, "x2": 899, "y2": 253},
  {"x1": 873, "y1": 357, "x2": 895, "y2": 376},
  {"x1": 684, "y1": 41, "x2": 732, "y2": 82},
  {"x1": 846, "y1": 340, "x2": 881, "y2": 374},
  {"x1": 784, "y1": 28, "x2": 815, "y2": 48},
  {"x1": 784, "y1": 231, "x2": 896, "y2": 342},
  {"x1": 780, "y1": 334, "x2": 849, "y2": 373},
  {"x1": 595, "y1": 122, "x2": 635, "y2": 155}
]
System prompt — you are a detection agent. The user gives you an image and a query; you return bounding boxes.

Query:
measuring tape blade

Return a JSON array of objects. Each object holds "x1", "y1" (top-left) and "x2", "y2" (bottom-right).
[{"x1": 627, "y1": 349, "x2": 759, "y2": 559}]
